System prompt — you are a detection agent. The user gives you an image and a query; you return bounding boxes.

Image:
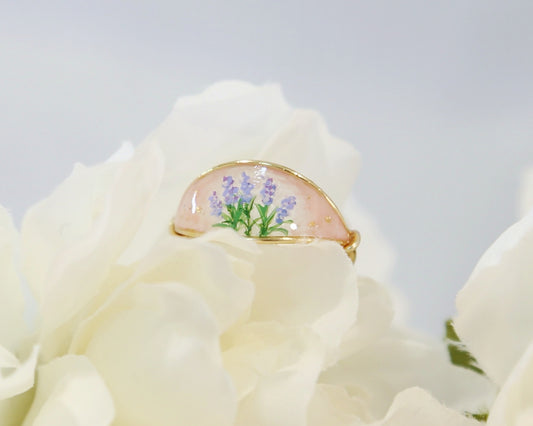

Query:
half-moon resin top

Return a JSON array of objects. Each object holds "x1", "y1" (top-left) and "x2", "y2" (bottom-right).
[{"x1": 173, "y1": 160, "x2": 358, "y2": 252}]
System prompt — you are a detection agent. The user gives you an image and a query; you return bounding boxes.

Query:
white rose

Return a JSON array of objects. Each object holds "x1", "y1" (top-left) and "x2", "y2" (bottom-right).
[
  {"x1": 454, "y1": 169, "x2": 533, "y2": 424},
  {"x1": 1, "y1": 81, "x2": 488, "y2": 425}
]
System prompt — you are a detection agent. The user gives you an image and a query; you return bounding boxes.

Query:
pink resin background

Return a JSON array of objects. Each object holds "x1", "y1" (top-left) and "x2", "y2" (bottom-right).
[{"x1": 173, "y1": 163, "x2": 351, "y2": 244}]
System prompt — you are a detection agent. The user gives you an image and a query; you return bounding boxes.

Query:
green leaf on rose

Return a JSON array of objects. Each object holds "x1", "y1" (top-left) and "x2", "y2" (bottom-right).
[{"x1": 444, "y1": 319, "x2": 485, "y2": 376}]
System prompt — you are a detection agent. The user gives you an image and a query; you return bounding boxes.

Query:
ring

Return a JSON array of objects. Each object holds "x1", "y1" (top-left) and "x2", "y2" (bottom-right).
[{"x1": 172, "y1": 160, "x2": 360, "y2": 262}]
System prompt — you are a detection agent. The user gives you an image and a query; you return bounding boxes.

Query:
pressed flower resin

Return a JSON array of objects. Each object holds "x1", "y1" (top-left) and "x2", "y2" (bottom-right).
[{"x1": 173, "y1": 161, "x2": 358, "y2": 254}]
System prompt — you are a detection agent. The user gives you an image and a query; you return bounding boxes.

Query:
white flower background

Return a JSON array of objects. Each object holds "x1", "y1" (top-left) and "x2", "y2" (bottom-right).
[
  {"x1": 1, "y1": 1, "x2": 532, "y2": 336},
  {"x1": 1, "y1": 2, "x2": 532, "y2": 425},
  {"x1": 0, "y1": 81, "x2": 532, "y2": 425}
]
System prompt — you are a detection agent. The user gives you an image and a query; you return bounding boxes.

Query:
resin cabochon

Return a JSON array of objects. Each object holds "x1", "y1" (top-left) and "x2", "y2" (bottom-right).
[{"x1": 173, "y1": 162, "x2": 352, "y2": 245}]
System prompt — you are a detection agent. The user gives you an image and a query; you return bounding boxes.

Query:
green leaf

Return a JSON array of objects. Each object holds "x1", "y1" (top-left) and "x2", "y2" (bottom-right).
[
  {"x1": 256, "y1": 204, "x2": 266, "y2": 219},
  {"x1": 465, "y1": 410, "x2": 489, "y2": 422},
  {"x1": 267, "y1": 227, "x2": 288, "y2": 236},
  {"x1": 256, "y1": 205, "x2": 268, "y2": 229},
  {"x1": 445, "y1": 319, "x2": 485, "y2": 376},
  {"x1": 213, "y1": 223, "x2": 233, "y2": 228},
  {"x1": 265, "y1": 210, "x2": 277, "y2": 227},
  {"x1": 221, "y1": 213, "x2": 232, "y2": 222}
]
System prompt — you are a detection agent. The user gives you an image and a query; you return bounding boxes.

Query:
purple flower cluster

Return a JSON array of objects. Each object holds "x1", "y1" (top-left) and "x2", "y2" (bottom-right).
[
  {"x1": 222, "y1": 176, "x2": 239, "y2": 205},
  {"x1": 276, "y1": 196, "x2": 296, "y2": 224},
  {"x1": 210, "y1": 174, "x2": 257, "y2": 218},
  {"x1": 209, "y1": 171, "x2": 297, "y2": 236},
  {"x1": 260, "y1": 178, "x2": 276, "y2": 206},
  {"x1": 239, "y1": 172, "x2": 254, "y2": 203},
  {"x1": 208, "y1": 191, "x2": 223, "y2": 217}
]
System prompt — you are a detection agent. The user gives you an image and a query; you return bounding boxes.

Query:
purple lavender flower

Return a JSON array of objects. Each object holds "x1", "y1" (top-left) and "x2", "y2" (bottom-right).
[
  {"x1": 222, "y1": 175, "x2": 239, "y2": 205},
  {"x1": 260, "y1": 178, "x2": 276, "y2": 206},
  {"x1": 222, "y1": 176, "x2": 234, "y2": 188},
  {"x1": 239, "y1": 172, "x2": 254, "y2": 203},
  {"x1": 223, "y1": 187, "x2": 239, "y2": 205},
  {"x1": 276, "y1": 195, "x2": 296, "y2": 224},
  {"x1": 208, "y1": 191, "x2": 223, "y2": 217},
  {"x1": 281, "y1": 196, "x2": 296, "y2": 210}
]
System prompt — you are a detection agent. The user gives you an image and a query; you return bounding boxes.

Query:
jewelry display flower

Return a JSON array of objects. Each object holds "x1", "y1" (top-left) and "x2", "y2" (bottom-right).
[{"x1": 0, "y1": 82, "x2": 502, "y2": 426}]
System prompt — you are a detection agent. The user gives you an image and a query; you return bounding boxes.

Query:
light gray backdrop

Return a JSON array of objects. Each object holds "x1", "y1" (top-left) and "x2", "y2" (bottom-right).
[{"x1": 1, "y1": 0, "x2": 532, "y2": 335}]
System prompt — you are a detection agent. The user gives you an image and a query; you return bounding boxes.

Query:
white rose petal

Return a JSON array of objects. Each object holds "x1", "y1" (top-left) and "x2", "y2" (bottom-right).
[
  {"x1": 337, "y1": 276, "x2": 394, "y2": 360},
  {"x1": 373, "y1": 387, "x2": 479, "y2": 426},
  {"x1": 127, "y1": 233, "x2": 255, "y2": 332},
  {"x1": 0, "y1": 346, "x2": 20, "y2": 369},
  {"x1": 342, "y1": 197, "x2": 396, "y2": 284},
  {"x1": 0, "y1": 345, "x2": 39, "y2": 400},
  {"x1": 249, "y1": 241, "x2": 358, "y2": 361},
  {"x1": 0, "y1": 206, "x2": 27, "y2": 352},
  {"x1": 257, "y1": 109, "x2": 360, "y2": 204},
  {"x1": 21, "y1": 355, "x2": 114, "y2": 426},
  {"x1": 105, "y1": 141, "x2": 135, "y2": 164},
  {"x1": 516, "y1": 410, "x2": 533, "y2": 426},
  {"x1": 322, "y1": 331, "x2": 494, "y2": 419},
  {"x1": 21, "y1": 160, "x2": 120, "y2": 302},
  {"x1": 0, "y1": 390, "x2": 35, "y2": 426},
  {"x1": 455, "y1": 210, "x2": 533, "y2": 385},
  {"x1": 307, "y1": 383, "x2": 371, "y2": 426},
  {"x1": 0, "y1": 344, "x2": 39, "y2": 426},
  {"x1": 150, "y1": 81, "x2": 293, "y2": 178},
  {"x1": 25, "y1": 144, "x2": 164, "y2": 360},
  {"x1": 81, "y1": 282, "x2": 236, "y2": 426},
  {"x1": 198, "y1": 226, "x2": 262, "y2": 263},
  {"x1": 223, "y1": 322, "x2": 325, "y2": 426},
  {"x1": 487, "y1": 341, "x2": 533, "y2": 425}
]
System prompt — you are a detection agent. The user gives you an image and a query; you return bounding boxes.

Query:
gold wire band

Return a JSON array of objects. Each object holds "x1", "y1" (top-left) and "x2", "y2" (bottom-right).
[{"x1": 170, "y1": 225, "x2": 360, "y2": 263}]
